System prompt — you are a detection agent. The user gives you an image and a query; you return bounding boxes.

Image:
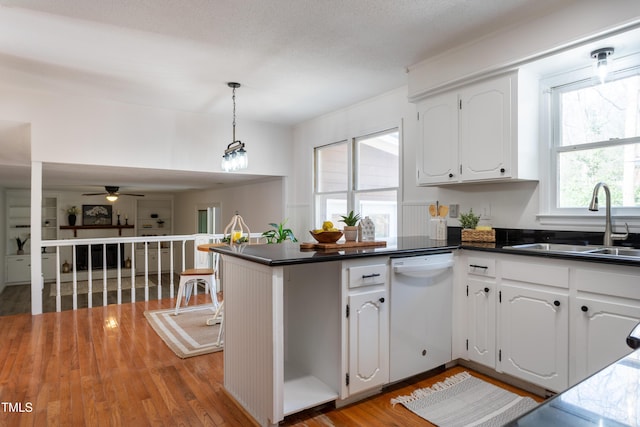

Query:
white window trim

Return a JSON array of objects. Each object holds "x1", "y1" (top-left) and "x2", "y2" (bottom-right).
[{"x1": 537, "y1": 55, "x2": 640, "y2": 231}]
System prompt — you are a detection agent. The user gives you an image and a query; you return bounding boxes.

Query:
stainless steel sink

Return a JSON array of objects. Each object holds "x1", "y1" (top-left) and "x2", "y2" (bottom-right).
[
  {"x1": 588, "y1": 247, "x2": 640, "y2": 257},
  {"x1": 504, "y1": 243, "x2": 640, "y2": 259},
  {"x1": 505, "y1": 243, "x2": 602, "y2": 253}
]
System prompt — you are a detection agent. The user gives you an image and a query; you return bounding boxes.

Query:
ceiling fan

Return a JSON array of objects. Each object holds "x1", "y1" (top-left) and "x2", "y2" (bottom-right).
[{"x1": 82, "y1": 186, "x2": 145, "y2": 202}]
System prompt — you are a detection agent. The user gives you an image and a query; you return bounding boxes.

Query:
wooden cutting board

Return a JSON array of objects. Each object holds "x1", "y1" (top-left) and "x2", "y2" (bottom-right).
[{"x1": 299, "y1": 240, "x2": 387, "y2": 250}]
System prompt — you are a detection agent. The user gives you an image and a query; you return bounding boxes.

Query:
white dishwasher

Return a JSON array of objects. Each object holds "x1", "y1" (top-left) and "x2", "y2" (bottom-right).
[{"x1": 390, "y1": 252, "x2": 454, "y2": 382}]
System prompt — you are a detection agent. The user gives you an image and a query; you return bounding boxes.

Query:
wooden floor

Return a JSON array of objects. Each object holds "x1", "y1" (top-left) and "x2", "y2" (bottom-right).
[{"x1": 0, "y1": 295, "x2": 543, "y2": 426}]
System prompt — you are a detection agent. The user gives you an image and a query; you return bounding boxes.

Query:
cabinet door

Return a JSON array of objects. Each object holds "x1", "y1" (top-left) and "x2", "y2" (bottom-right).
[
  {"x1": 467, "y1": 277, "x2": 496, "y2": 368},
  {"x1": 573, "y1": 296, "x2": 640, "y2": 383},
  {"x1": 6, "y1": 256, "x2": 31, "y2": 283},
  {"x1": 499, "y1": 283, "x2": 568, "y2": 392},
  {"x1": 348, "y1": 288, "x2": 388, "y2": 395},
  {"x1": 459, "y1": 75, "x2": 512, "y2": 181},
  {"x1": 41, "y1": 255, "x2": 56, "y2": 280},
  {"x1": 416, "y1": 92, "x2": 458, "y2": 185}
]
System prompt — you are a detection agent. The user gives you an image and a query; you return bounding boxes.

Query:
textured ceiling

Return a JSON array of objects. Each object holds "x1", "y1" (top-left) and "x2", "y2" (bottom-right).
[
  {"x1": 0, "y1": 0, "x2": 572, "y2": 125},
  {"x1": 0, "y1": 0, "x2": 576, "y2": 192}
]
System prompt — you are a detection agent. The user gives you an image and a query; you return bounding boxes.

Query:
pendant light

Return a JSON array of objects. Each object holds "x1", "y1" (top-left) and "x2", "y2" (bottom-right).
[
  {"x1": 221, "y1": 82, "x2": 248, "y2": 172},
  {"x1": 591, "y1": 47, "x2": 614, "y2": 84}
]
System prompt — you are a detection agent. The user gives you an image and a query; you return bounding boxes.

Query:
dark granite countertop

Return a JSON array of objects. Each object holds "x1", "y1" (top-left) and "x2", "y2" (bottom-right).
[
  {"x1": 209, "y1": 228, "x2": 640, "y2": 267},
  {"x1": 508, "y1": 346, "x2": 640, "y2": 426},
  {"x1": 208, "y1": 235, "x2": 457, "y2": 266}
]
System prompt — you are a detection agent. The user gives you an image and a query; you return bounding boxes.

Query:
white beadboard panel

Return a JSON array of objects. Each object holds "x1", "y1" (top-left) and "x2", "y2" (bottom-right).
[
  {"x1": 401, "y1": 201, "x2": 434, "y2": 237},
  {"x1": 223, "y1": 256, "x2": 284, "y2": 425}
]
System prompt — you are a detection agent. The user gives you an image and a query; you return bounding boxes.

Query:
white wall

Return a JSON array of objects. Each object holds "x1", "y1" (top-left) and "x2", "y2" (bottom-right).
[
  {"x1": 291, "y1": 1, "x2": 640, "y2": 237},
  {"x1": 0, "y1": 83, "x2": 292, "y2": 177},
  {"x1": 174, "y1": 177, "x2": 285, "y2": 236}
]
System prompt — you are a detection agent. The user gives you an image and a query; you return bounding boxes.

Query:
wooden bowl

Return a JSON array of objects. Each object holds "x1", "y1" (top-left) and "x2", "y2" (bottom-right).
[{"x1": 309, "y1": 230, "x2": 343, "y2": 243}]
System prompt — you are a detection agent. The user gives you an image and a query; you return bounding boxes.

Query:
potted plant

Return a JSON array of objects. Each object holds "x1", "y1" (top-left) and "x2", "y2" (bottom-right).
[
  {"x1": 340, "y1": 210, "x2": 361, "y2": 241},
  {"x1": 262, "y1": 219, "x2": 298, "y2": 244},
  {"x1": 459, "y1": 208, "x2": 480, "y2": 229},
  {"x1": 15, "y1": 235, "x2": 29, "y2": 255},
  {"x1": 67, "y1": 206, "x2": 81, "y2": 226}
]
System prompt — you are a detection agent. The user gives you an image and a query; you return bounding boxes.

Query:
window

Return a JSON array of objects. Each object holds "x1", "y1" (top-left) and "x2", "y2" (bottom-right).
[
  {"x1": 315, "y1": 129, "x2": 399, "y2": 238},
  {"x1": 551, "y1": 70, "x2": 640, "y2": 211}
]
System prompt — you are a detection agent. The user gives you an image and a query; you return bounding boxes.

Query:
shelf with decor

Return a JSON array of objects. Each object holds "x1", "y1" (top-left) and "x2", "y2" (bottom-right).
[
  {"x1": 136, "y1": 198, "x2": 173, "y2": 236},
  {"x1": 5, "y1": 190, "x2": 59, "y2": 255}
]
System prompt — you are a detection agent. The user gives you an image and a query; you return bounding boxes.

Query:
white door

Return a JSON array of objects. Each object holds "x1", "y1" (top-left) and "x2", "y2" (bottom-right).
[
  {"x1": 467, "y1": 277, "x2": 496, "y2": 368},
  {"x1": 416, "y1": 92, "x2": 459, "y2": 184},
  {"x1": 348, "y1": 289, "x2": 388, "y2": 395},
  {"x1": 573, "y1": 295, "x2": 640, "y2": 383},
  {"x1": 459, "y1": 74, "x2": 512, "y2": 181},
  {"x1": 499, "y1": 283, "x2": 568, "y2": 392}
]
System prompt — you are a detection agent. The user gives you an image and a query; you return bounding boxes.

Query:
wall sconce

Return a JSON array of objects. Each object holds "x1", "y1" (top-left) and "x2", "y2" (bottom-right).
[
  {"x1": 221, "y1": 82, "x2": 248, "y2": 172},
  {"x1": 591, "y1": 47, "x2": 614, "y2": 84}
]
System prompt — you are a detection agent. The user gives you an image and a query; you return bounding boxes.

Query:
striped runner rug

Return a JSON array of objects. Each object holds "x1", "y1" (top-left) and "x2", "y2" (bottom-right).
[{"x1": 391, "y1": 371, "x2": 538, "y2": 427}]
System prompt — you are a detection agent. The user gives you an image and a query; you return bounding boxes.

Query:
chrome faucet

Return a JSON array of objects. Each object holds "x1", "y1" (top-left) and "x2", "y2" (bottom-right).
[{"x1": 588, "y1": 182, "x2": 629, "y2": 246}]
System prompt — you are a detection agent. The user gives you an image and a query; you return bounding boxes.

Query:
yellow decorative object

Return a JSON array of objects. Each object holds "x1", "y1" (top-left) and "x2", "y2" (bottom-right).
[
  {"x1": 475, "y1": 225, "x2": 492, "y2": 231},
  {"x1": 224, "y1": 212, "x2": 251, "y2": 244},
  {"x1": 322, "y1": 221, "x2": 334, "y2": 231}
]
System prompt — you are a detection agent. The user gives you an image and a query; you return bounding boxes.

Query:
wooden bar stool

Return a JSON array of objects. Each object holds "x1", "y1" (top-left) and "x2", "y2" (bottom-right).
[{"x1": 173, "y1": 268, "x2": 217, "y2": 315}]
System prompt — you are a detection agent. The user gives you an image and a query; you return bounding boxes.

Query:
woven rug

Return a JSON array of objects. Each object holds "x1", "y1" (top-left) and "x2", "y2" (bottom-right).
[
  {"x1": 390, "y1": 371, "x2": 538, "y2": 427},
  {"x1": 144, "y1": 304, "x2": 223, "y2": 358}
]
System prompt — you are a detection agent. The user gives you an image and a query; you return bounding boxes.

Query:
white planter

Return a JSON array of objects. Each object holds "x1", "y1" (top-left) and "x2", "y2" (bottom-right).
[{"x1": 343, "y1": 226, "x2": 358, "y2": 241}]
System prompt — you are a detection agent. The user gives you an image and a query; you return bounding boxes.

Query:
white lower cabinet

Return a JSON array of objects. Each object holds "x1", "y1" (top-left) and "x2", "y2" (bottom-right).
[
  {"x1": 462, "y1": 251, "x2": 640, "y2": 393},
  {"x1": 41, "y1": 255, "x2": 56, "y2": 280},
  {"x1": 342, "y1": 258, "x2": 389, "y2": 398},
  {"x1": 135, "y1": 248, "x2": 171, "y2": 273},
  {"x1": 571, "y1": 265, "x2": 640, "y2": 385},
  {"x1": 6, "y1": 256, "x2": 30, "y2": 283},
  {"x1": 465, "y1": 256, "x2": 497, "y2": 368},
  {"x1": 347, "y1": 288, "x2": 388, "y2": 395},
  {"x1": 498, "y1": 282, "x2": 569, "y2": 392}
]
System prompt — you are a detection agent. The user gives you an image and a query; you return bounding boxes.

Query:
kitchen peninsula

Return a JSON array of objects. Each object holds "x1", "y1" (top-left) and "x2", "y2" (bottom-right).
[{"x1": 210, "y1": 237, "x2": 456, "y2": 426}]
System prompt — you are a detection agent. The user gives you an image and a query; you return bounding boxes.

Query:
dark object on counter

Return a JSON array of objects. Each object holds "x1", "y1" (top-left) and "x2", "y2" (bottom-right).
[{"x1": 627, "y1": 322, "x2": 640, "y2": 349}]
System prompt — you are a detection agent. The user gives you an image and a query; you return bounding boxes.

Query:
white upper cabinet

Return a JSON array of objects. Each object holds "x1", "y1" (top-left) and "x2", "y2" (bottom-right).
[{"x1": 416, "y1": 70, "x2": 538, "y2": 185}]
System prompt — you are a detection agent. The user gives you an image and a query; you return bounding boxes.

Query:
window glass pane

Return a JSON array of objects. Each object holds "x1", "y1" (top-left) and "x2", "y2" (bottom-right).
[
  {"x1": 356, "y1": 131, "x2": 399, "y2": 190},
  {"x1": 354, "y1": 190, "x2": 397, "y2": 239},
  {"x1": 315, "y1": 193, "x2": 347, "y2": 228},
  {"x1": 559, "y1": 75, "x2": 640, "y2": 147},
  {"x1": 557, "y1": 144, "x2": 640, "y2": 208},
  {"x1": 316, "y1": 142, "x2": 348, "y2": 192}
]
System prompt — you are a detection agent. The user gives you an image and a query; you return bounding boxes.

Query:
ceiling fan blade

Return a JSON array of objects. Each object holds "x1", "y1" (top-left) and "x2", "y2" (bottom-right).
[
  {"x1": 121, "y1": 193, "x2": 145, "y2": 197},
  {"x1": 82, "y1": 192, "x2": 108, "y2": 196}
]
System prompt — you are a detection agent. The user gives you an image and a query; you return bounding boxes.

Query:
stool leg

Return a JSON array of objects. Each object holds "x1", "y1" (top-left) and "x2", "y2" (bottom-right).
[{"x1": 174, "y1": 276, "x2": 187, "y2": 315}]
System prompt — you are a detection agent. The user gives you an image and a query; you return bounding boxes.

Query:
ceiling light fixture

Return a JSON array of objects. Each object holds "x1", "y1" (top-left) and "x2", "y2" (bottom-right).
[
  {"x1": 591, "y1": 47, "x2": 614, "y2": 84},
  {"x1": 106, "y1": 194, "x2": 118, "y2": 202},
  {"x1": 221, "y1": 82, "x2": 248, "y2": 172}
]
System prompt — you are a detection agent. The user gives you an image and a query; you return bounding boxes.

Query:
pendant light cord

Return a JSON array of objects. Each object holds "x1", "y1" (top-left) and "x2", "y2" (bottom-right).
[{"x1": 232, "y1": 85, "x2": 237, "y2": 142}]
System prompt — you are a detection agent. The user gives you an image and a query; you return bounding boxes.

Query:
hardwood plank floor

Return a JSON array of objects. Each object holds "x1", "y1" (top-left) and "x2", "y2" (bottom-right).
[{"x1": 0, "y1": 296, "x2": 543, "y2": 426}]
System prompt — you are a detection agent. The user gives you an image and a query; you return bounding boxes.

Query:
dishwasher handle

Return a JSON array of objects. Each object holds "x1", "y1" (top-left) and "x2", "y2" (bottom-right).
[{"x1": 393, "y1": 260, "x2": 454, "y2": 278}]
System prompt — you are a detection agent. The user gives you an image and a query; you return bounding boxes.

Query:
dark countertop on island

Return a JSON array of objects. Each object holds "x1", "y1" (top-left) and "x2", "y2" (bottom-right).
[
  {"x1": 209, "y1": 228, "x2": 640, "y2": 267},
  {"x1": 208, "y1": 235, "x2": 457, "y2": 266},
  {"x1": 507, "y1": 347, "x2": 640, "y2": 426}
]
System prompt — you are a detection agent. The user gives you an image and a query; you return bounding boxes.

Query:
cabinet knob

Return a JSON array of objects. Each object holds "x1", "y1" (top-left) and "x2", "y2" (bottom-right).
[
  {"x1": 581, "y1": 305, "x2": 589, "y2": 312},
  {"x1": 448, "y1": 173, "x2": 454, "y2": 178},
  {"x1": 379, "y1": 297, "x2": 385, "y2": 304},
  {"x1": 500, "y1": 168, "x2": 506, "y2": 173},
  {"x1": 554, "y1": 300, "x2": 561, "y2": 307},
  {"x1": 484, "y1": 287, "x2": 490, "y2": 293},
  {"x1": 421, "y1": 349, "x2": 427, "y2": 356}
]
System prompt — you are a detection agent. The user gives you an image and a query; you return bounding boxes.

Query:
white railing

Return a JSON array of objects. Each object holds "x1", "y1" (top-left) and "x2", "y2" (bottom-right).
[{"x1": 40, "y1": 233, "x2": 264, "y2": 312}]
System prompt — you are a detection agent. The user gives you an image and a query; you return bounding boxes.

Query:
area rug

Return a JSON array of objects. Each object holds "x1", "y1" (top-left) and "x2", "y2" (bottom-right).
[
  {"x1": 144, "y1": 304, "x2": 223, "y2": 358},
  {"x1": 49, "y1": 274, "x2": 171, "y2": 296},
  {"x1": 390, "y1": 371, "x2": 538, "y2": 427}
]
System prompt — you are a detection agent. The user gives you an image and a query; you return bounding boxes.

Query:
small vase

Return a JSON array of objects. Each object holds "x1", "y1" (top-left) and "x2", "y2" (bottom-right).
[
  {"x1": 17, "y1": 249, "x2": 24, "y2": 255},
  {"x1": 343, "y1": 226, "x2": 358, "y2": 242},
  {"x1": 68, "y1": 214, "x2": 77, "y2": 226}
]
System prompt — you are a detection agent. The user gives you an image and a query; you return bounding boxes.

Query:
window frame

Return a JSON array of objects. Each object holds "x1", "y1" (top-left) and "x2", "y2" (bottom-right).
[
  {"x1": 539, "y1": 63, "x2": 640, "y2": 225},
  {"x1": 314, "y1": 128, "x2": 399, "y2": 237}
]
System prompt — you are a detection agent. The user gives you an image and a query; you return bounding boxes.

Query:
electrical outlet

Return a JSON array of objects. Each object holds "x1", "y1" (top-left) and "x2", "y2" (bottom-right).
[{"x1": 449, "y1": 204, "x2": 459, "y2": 218}]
